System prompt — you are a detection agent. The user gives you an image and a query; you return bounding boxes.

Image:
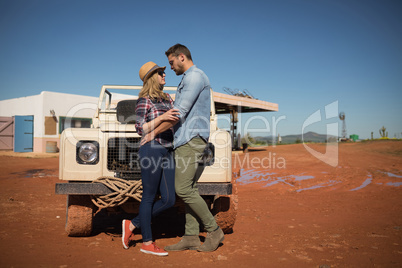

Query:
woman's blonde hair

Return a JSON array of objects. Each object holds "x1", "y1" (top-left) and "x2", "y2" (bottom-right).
[{"x1": 139, "y1": 72, "x2": 168, "y2": 100}]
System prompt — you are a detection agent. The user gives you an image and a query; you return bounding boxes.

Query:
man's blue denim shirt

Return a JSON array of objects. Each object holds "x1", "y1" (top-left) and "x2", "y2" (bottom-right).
[{"x1": 173, "y1": 65, "x2": 211, "y2": 149}]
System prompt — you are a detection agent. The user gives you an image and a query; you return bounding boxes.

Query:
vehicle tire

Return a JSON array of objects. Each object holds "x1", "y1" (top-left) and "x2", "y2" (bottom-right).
[
  {"x1": 65, "y1": 195, "x2": 94, "y2": 237},
  {"x1": 212, "y1": 183, "x2": 238, "y2": 234}
]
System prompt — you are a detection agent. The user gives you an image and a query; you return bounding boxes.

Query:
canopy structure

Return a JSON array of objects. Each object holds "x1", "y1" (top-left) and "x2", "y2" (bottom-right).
[
  {"x1": 170, "y1": 89, "x2": 279, "y2": 150},
  {"x1": 213, "y1": 92, "x2": 278, "y2": 114},
  {"x1": 212, "y1": 92, "x2": 278, "y2": 149}
]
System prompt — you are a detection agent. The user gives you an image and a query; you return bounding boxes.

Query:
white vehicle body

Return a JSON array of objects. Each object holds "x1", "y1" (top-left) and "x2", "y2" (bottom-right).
[{"x1": 56, "y1": 85, "x2": 236, "y2": 236}]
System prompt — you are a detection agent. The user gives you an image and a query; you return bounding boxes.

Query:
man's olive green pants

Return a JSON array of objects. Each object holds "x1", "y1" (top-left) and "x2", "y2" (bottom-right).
[{"x1": 174, "y1": 137, "x2": 218, "y2": 236}]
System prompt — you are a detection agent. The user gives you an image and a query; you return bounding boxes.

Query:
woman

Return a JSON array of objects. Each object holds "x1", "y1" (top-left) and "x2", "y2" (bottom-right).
[{"x1": 122, "y1": 61, "x2": 179, "y2": 256}]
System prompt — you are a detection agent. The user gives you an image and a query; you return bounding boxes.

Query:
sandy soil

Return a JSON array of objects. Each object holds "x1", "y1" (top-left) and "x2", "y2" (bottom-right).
[{"x1": 0, "y1": 140, "x2": 401, "y2": 267}]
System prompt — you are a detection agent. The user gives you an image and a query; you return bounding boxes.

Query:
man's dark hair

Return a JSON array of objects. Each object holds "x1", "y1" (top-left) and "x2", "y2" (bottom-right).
[{"x1": 165, "y1": 44, "x2": 192, "y2": 61}]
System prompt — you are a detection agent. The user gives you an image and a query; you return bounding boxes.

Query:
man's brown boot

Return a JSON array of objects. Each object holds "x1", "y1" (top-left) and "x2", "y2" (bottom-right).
[
  {"x1": 198, "y1": 227, "x2": 224, "y2": 252},
  {"x1": 164, "y1": 235, "x2": 201, "y2": 251}
]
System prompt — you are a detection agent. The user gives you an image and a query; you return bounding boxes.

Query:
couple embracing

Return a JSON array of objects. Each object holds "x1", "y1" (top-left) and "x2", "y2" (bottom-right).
[{"x1": 121, "y1": 44, "x2": 224, "y2": 256}]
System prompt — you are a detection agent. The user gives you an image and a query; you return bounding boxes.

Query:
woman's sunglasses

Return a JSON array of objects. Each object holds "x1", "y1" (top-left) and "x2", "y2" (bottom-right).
[{"x1": 158, "y1": 70, "x2": 165, "y2": 76}]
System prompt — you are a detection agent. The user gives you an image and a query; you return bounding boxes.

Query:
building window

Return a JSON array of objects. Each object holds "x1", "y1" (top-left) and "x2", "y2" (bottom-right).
[{"x1": 59, "y1": 117, "x2": 92, "y2": 134}]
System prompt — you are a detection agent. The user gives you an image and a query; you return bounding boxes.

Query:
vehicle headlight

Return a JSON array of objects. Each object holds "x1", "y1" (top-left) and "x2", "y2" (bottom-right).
[{"x1": 76, "y1": 141, "x2": 99, "y2": 164}]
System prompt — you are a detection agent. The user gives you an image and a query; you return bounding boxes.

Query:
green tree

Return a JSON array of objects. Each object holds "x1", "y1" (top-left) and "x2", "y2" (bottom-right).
[
  {"x1": 241, "y1": 133, "x2": 256, "y2": 145},
  {"x1": 379, "y1": 126, "x2": 387, "y2": 138}
]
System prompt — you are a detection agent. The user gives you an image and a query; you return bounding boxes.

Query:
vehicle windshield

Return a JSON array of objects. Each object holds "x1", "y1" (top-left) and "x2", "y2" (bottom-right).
[
  {"x1": 100, "y1": 88, "x2": 140, "y2": 111},
  {"x1": 99, "y1": 86, "x2": 176, "y2": 112}
]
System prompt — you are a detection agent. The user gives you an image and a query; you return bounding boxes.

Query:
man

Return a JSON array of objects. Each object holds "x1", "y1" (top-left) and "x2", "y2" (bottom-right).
[{"x1": 141, "y1": 44, "x2": 224, "y2": 252}]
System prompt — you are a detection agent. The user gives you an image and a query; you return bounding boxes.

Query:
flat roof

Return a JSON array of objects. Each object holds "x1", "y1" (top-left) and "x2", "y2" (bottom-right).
[
  {"x1": 171, "y1": 91, "x2": 278, "y2": 114},
  {"x1": 213, "y1": 92, "x2": 278, "y2": 114}
]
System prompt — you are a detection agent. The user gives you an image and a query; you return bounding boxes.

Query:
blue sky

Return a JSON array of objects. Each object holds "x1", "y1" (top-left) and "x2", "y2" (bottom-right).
[{"x1": 1, "y1": 0, "x2": 401, "y2": 139}]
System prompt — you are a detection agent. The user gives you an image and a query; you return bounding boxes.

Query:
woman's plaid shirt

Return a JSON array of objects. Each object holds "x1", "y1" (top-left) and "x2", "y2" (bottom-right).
[{"x1": 135, "y1": 94, "x2": 174, "y2": 148}]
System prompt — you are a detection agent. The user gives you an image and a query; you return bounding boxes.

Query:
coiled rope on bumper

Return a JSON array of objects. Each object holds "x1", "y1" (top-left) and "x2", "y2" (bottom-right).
[{"x1": 91, "y1": 176, "x2": 142, "y2": 208}]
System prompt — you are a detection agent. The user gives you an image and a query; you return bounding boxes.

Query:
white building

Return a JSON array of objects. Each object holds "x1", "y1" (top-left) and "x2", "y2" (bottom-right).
[{"x1": 0, "y1": 91, "x2": 98, "y2": 153}]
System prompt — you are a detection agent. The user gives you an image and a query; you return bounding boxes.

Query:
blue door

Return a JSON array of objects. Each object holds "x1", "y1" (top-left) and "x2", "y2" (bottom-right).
[{"x1": 14, "y1": 115, "x2": 34, "y2": 152}]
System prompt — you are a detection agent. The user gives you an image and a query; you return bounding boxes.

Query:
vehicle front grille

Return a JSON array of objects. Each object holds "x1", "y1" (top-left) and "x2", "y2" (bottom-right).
[{"x1": 107, "y1": 137, "x2": 141, "y2": 179}]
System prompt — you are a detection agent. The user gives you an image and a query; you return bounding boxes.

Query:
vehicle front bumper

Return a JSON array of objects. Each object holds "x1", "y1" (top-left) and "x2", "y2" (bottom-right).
[{"x1": 55, "y1": 182, "x2": 232, "y2": 196}]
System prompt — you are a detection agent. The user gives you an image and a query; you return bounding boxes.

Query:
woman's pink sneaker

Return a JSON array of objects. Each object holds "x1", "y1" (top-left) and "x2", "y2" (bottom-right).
[
  {"x1": 140, "y1": 242, "x2": 168, "y2": 256},
  {"x1": 122, "y1": 220, "x2": 133, "y2": 249}
]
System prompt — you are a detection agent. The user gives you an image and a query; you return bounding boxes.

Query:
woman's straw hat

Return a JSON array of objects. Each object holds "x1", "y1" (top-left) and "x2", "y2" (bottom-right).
[{"x1": 139, "y1": 61, "x2": 166, "y2": 83}]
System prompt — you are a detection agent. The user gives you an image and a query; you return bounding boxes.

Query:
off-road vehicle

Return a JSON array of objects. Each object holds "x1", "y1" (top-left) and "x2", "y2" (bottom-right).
[{"x1": 56, "y1": 85, "x2": 237, "y2": 236}]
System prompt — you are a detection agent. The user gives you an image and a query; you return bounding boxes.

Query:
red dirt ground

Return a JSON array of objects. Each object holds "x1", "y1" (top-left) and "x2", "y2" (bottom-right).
[{"x1": 0, "y1": 140, "x2": 401, "y2": 267}]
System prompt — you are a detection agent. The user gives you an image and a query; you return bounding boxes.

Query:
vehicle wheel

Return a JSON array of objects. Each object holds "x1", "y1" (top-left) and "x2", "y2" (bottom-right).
[
  {"x1": 212, "y1": 183, "x2": 238, "y2": 234},
  {"x1": 65, "y1": 195, "x2": 94, "y2": 237}
]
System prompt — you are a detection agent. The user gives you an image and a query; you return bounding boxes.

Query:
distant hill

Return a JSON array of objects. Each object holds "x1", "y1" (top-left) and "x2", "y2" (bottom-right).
[{"x1": 254, "y1": 131, "x2": 338, "y2": 144}]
